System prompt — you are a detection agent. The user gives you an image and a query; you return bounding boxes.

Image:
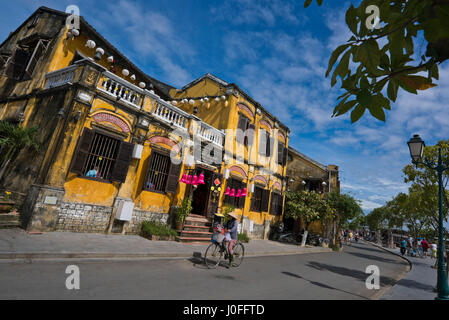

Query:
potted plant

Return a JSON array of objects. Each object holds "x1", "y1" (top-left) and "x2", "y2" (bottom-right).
[
  {"x1": 175, "y1": 197, "x2": 192, "y2": 231},
  {"x1": 238, "y1": 232, "x2": 250, "y2": 243},
  {"x1": 0, "y1": 191, "x2": 15, "y2": 213},
  {"x1": 141, "y1": 221, "x2": 178, "y2": 241}
]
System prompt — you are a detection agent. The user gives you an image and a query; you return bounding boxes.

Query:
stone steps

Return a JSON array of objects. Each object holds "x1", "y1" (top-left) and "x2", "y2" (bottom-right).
[
  {"x1": 0, "y1": 213, "x2": 20, "y2": 229},
  {"x1": 177, "y1": 214, "x2": 212, "y2": 244}
]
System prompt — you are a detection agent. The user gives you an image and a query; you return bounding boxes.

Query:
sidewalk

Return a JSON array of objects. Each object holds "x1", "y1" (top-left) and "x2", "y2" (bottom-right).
[
  {"x1": 367, "y1": 242, "x2": 437, "y2": 300},
  {"x1": 0, "y1": 229, "x2": 331, "y2": 260}
]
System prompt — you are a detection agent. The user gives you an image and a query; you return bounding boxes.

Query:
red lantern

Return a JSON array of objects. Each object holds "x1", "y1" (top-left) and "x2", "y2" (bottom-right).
[
  {"x1": 198, "y1": 174, "x2": 205, "y2": 185},
  {"x1": 192, "y1": 175, "x2": 198, "y2": 185},
  {"x1": 180, "y1": 174, "x2": 187, "y2": 184},
  {"x1": 236, "y1": 189, "x2": 242, "y2": 198},
  {"x1": 230, "y1": 189, "x2": 236, "y2": 197},
  {"x1": 242, "y1": 188, "x2": 247, "y2": 197},
  {"x1": 186, "y1": 175, "x2": 192, "y2": 184},
  {"x1": 225, "y1": 187, "x2": 231, "y2": 195}
]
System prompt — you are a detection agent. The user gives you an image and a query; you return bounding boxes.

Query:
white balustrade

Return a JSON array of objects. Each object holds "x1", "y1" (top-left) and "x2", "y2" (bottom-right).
[
  {"x1": 153, "y1": 102, "x2": 189, "y2": 130},
  {"x1": 98, "y1": 71, "x2": 143, "y2": 109},
  {"x1": 197, "y1": 122, "x2": 224, "y2": 147},
  {"x1": 45, "y1": 66, "x2": 77, "y2": 89}
]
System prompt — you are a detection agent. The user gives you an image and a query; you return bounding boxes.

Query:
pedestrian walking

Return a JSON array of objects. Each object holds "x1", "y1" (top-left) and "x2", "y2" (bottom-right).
[
  {"x1": 400, "y1": 238, "x2": 407, "y2": 256},
  {"x1": 421, "y1": 239, "x2": 429, "y2": 258},
  {"x1": 431, "y1": 242, "x2": 437, "y2": 259}
]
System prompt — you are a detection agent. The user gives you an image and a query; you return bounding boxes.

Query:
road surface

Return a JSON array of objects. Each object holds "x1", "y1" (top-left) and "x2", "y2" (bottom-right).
[{"x1": 0, "y1": 241, "x2": 409, "y2": 300}]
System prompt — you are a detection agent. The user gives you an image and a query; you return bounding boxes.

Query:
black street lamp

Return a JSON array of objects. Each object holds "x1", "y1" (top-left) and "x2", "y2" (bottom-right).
[{"x1": 407, "y1": 134, "x2": 449, "y2": 300}]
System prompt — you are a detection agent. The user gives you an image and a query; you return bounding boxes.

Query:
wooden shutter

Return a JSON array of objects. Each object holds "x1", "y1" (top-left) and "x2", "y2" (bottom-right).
[
  {"x1": 258, "y1": 130, "x2": 266, "y2": 155},
  {"x1": 270, "y1": 192, "x2": 276, "y2": 214},
  {"x1": 247, "y1": 123, "x2": 255, "y2": 146},
  {"x1": 165, "y1": 162, "x2": 182, "y2": 193},
  {"x1": 24, "y1": 40, "x2": 46, "y2": 78},
  {"x1": 266, "y1": 134, "x2": 271, "y2": 157},
  {"x1": 0, "y1": 54, "x2": 9, "y2": 70},
  {"x1": 237, "y1": 115, "x2": 248, "y2": 145},
  {"x1": 5, "y1": 48, "x2": 29, "y2": 80},
  {"x1": 70, "y1": 129, "x2": 95, "y2": 175},
  {"x1": 143, "y1": 150, "x2": 156, "y2": 190},
  {"x1": 110, "y1": 141, "x2": 134, "y2": 183},
  {"x1": 261, "y1": 189, "x2": 270, "y2": 212},
  {"x1": 277, "y1": 142, "x2": 284, "y2": 165}
]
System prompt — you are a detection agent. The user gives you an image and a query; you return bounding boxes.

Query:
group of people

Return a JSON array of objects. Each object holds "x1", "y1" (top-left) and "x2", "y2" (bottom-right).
[
  {"x1": 400, "y1": 237, "x2": 437, "y2": 258},
  {"x1": 341, "y1": 230, "x2": 361, "y2": 245}
]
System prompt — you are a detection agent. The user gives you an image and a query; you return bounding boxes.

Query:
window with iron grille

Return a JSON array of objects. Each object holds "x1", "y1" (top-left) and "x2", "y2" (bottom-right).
[
  {"x1": 143, "y1": 151, "x2": 172, "y2": 193},
  {"x1": 270, "y1": 192, "x2": 283, "y2": 216},
  {"x1": 223, "y1": 178, "x2": 246, "y2": 208},
  {"x1": 70, "y1": 128, "x2": 134, "y2": 183},
  {"x1": 82, "y1": 132, "x2": 121, "y2": 180}
]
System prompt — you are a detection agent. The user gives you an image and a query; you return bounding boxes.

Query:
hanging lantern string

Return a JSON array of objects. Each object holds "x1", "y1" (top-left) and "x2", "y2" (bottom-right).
[{"x1": 172, "y1": 95, "x2": 228, "y2": 102}]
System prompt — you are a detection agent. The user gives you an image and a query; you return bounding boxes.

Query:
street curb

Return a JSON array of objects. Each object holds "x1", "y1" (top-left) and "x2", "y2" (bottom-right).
[
  {"x1": 0, "y1": 248, "x2": 332, "y2": 261},
  {"x1": 362, "y1": 240, "x2": 413, "y2": 270},
  {"x1": 361, "y1": 240, "x2": 413, "y2": 300}
]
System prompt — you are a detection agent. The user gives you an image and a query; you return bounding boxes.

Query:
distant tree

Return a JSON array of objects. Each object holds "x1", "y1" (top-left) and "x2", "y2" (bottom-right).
[
  {"x1": 305, "y1": 0, "x2": 449, "y2": 123},
  {"x1": 285, "y1": 191, "x2": 333, "y2": 246},
  {"x1": 327, "y1": 192, "x2": 364, "y2": 230}
]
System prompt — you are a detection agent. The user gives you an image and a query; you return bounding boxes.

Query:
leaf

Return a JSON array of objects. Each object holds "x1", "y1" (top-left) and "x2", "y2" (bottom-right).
[
  {"x1": 373, "y1": 77, "x2": 388, "y2": 93},
  {"x1": 304, "y1": 0, "x2": 313, "y2": 8},
  {"x1": 368, "y1": 102, "x2": 386, "y2": 122},
  {"x1": 351, "y1": 104, "x2": 366, "y2": 123},
  {"x1": 357, "y1": 88, "x2": 372, "y2": 108},
  {"x1": 397, "y1": 75, "x2": 437, "y2": 91},
  {"x1": 331, "y1": 50, "x2": 351, "y2": 87},
  {"x1": 430, "y1": 63, "x2": 439, "y2": 80},
  {"x1": 387, "y1": 79, "x2": 399, "y2": 102},
  {"x1": 346, "y1": 4, "x2": 358, "y2": 35},
  {"x1": 335, "y1": 100, "x2": 358, "y2": 117},
  {"x1": 397, "y1": 77, "x2": 418, "y2": 95},
  {"x1": 326, "y1": 44, "x2": 350, "y2": 77}
]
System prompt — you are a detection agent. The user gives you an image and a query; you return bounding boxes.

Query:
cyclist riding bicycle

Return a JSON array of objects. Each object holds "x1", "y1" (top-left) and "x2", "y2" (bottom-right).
[{"x1": 224, "y1": 211, "x2": 239, "y2": 268}]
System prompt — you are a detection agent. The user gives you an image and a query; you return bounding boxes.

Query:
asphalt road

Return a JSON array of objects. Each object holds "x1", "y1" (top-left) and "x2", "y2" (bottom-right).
[{"x1": 0, "y1": 241, "x2": 409, "y2": 300}]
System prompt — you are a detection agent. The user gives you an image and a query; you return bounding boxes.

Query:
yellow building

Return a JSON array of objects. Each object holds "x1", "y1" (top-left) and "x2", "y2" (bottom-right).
[
  {"x1": 0, "y1": 7, "x2": 290, "y2": 240},
  {"x1": 0, "y1": 7, "x2": 339, "y2": 242}
]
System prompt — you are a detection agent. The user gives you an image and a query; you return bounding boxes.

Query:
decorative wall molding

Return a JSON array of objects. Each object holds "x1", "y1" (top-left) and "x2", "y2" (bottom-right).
[
  {"x1": 92, "y1": 112, "x2": 131, "y2": 133},
  {"x1": 148, "y1": 135, "x2": 181, "y2": 153},
  {"x1": 229, "y1": 165, "x2": 248, "y2": 178},
  {"x1": 237, "y1": 103, "x2": 254, "y2": 119}
]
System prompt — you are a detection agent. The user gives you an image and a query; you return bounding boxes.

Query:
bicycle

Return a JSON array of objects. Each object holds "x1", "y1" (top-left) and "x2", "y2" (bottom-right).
[{"x1": 204, "y1": 226, "x2": 245, "y2": 269}]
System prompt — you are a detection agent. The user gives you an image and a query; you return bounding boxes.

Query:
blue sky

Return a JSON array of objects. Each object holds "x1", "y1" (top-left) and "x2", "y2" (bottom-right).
[{"x1": 2, "y1": 0, "x2": 449, "y2": 213}]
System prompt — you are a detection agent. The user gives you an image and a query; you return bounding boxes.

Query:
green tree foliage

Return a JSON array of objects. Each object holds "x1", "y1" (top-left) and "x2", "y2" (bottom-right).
[
  {"x1": 0, "y1": 121, "x2": 41, "y2": 181},
  {"x1": 327, "y1": 192, "x2": 364, "y2": 229},
  {"x1": 305, "y1": 0, "x2": 449, "y2": 123},
  {"x1": 403, "y1": 141, "x2": 449, "y2": 231},
  {"x1": 285, "y1": 190, "x2": 333, "y2": 231}
]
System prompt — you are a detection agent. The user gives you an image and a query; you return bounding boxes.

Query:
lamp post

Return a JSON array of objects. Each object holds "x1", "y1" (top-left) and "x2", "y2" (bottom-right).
[{"x1": 407, "y1": 134, "x2": 449, "y2": 300}]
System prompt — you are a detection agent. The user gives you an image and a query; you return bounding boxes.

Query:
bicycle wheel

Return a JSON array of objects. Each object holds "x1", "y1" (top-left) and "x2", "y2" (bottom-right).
[
  {"x1": 204, "y1": 242, "x2": 223, "y2": 269},
  {"x1": 232, "y1": 242, "x2": 245, "y2": 267}
]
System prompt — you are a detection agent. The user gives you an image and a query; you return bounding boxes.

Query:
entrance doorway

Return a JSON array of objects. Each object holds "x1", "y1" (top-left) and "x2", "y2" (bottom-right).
[{"x1": 191, "y1": 169, "x2": 214, "y2": 217}]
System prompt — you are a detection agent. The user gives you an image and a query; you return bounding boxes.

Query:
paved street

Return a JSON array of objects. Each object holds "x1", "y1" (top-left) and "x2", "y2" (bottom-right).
[
  {"x1": 379, "y1": 247, "x2": 437, "y2": 300},
  {"x1": 0, "y1": 241, "x2": 408, "y2": 300}
]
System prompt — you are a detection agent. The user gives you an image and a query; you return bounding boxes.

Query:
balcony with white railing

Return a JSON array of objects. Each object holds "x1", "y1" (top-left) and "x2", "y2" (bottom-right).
[
  {"x1": 45, "y1": 65, "x2": 77, "y2": 89},
  {"x1": 152, "y1": 102, "x2": 190, "y2": 130},
  {"x1": 97, "y1": 71, "x2": 144, "y2": 109},
  {"x1": 197, "y1": 121, "x2": 225, "y2": 147}
]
